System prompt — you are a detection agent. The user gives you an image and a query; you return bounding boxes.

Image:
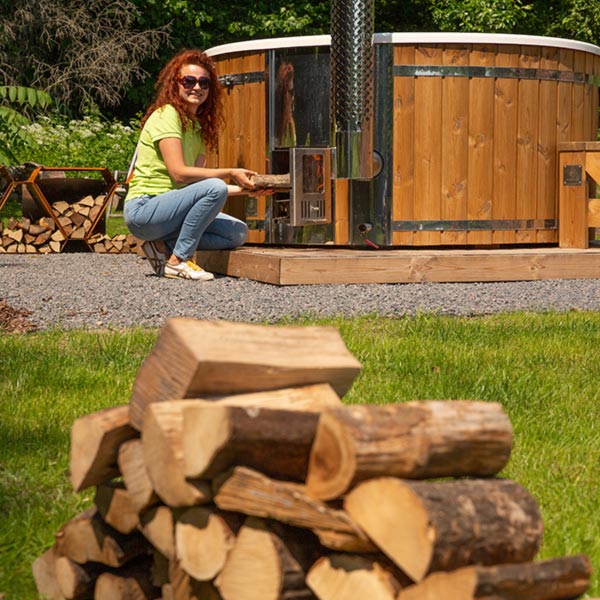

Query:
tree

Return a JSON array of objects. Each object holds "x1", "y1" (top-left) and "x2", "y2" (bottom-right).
[{"x1": 0, "y1": 0, "x2": 168, "y2": 115}]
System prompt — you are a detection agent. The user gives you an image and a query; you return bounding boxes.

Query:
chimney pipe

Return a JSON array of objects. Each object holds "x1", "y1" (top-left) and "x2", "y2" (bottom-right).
[{"x1": 330, "y1": 0, "x2": 375, "y2": 180}]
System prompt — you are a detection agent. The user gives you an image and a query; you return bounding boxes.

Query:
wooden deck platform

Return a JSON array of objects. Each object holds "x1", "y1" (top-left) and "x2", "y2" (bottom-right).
[{"x1": 196, "y1": 245, "x2": 600, "y2": 285}]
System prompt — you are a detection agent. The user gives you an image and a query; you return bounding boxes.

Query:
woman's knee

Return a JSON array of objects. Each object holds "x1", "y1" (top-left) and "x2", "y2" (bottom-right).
[
  {"x1": 201, "y1": 178, "x2": 228, "y2": 202},
  {"x1": 231, "y1": 220, "x2": 249, "y2": 246}
]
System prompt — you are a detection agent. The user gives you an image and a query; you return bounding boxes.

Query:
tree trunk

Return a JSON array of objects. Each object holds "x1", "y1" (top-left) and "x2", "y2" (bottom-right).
[
  {"x1": 55, "y1": 507, "x2": 149, "y2": 568},
  {"x1": 182, "y1": 405, "x2": 320, "y2": 480},
  {"x1": 306, "y1": 555, "x2": 403, "y2": 600},
  {"x1": 212, "y1": 466, "x2": 374, "y2": 553},
  {"x1": 129, "y1": 318, "x2": 361, "y2": 430},
  {"x1": 214, "y1": 517, "x2": 320, "y2": 600},
  {"x1": 142, "y1": 400, "x2": 212, "y2": 507},
  {"x1": 344, "y1": 477, "x2": 543, "y2": 583},
  {"x1": 69, "y1": 405, "x2": 137, "y2": 492},
  {"x1": 174, "y1": 506, "x2": 241, "y2": 581},
  {"x1": 397, "y1": 555, "x2": 592, "y2": 600},
  {"x1": 306, "y1": 401, "x2": 513, "y2": 500},
  {"x1": 32, "y1": 545, "x2": 64, "y2": 600},
  {"x1": 118, "y1": 438, "x2": 160, "y2": 512}
]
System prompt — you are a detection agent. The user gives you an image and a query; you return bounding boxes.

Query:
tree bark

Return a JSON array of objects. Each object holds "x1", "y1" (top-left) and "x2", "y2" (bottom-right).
[
  {"x1": 174, "y1": 506, "x2": 241, "y2": 581},
  {"x1": 306, "y1": 555, "x2": 403, "y2": 600},
  {"x1": 69, "y1": 405, "x2": 137, "y2": 492},
  {"x1": 55, "y1": 507, "x2": 149, "y2": 568},
  {"x1": 344, "y1": 477, "x2": 543, "y2": 583},
  {"x1": 212, "y1": 466, "x2": 374, "y2": 553},
  {"x1": 182, "y1": 405, "x2": 320, "y2": 480},
  {"x1": 94, "y1": 480, "x2": 140, "y2": 534},
  {"x1": 118, "y1": 438, "x2": 160, "y2": 512},
  {"x1": 306, "y1": 401, "x2": 513, "y2": 500},
  {"x1": 129, "y1": 318, "x2": 361, "y2": 430},
  {"x1": 396, "y1": 555, "x2": 592, "y2": 600},
  {"x1": 214, "y1": 517, "x2": 320, "y2": 600},
  {"x1": 142, "y1": 401, "x2": 212, "y2": 507}
]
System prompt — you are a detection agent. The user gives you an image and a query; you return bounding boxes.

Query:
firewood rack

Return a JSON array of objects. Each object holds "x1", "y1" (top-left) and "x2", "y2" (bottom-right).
[{"x1": 0, "y1": 164, "x2": 118, "y2": 251}]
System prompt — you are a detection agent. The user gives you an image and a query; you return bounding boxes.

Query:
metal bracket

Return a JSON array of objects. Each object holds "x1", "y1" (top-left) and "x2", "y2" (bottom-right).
[
  {"x1": 563, "y1": 164, "x2": 583, "y2": 186},
  {"x1": 219, "y1": 71, "x2": 266, "y2": 89}
]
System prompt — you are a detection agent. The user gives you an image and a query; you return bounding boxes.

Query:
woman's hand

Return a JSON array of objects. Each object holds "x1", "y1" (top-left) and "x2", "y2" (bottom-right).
[{"x1": 229, "y1": 168, "x2": 257, "y2": 190}]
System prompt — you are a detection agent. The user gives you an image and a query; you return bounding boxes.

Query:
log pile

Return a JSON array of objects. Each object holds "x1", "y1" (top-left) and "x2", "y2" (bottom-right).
[
  {"x1": 0, "y1": 195, "x2": 137, "y2": 253},
  {"x1": 32, "y1": 318, "x2": 594, "y2": 600}
]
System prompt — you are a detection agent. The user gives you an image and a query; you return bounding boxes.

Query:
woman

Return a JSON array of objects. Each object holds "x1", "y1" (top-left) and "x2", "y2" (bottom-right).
[{"x1": 124, "y1": 49, "x2": 255, "y2": 281}]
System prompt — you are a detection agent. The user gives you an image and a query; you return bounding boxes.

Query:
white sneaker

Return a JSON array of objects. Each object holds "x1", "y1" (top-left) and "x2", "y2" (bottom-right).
[{"x1": 164, "y1": 260, "x2": 215, "y2": 281}]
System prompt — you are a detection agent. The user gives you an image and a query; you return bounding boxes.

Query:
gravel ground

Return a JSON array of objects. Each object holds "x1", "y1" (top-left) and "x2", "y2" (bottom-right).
[{"x1": 2, "y1": 252, "x2": 600, "y2": 331}]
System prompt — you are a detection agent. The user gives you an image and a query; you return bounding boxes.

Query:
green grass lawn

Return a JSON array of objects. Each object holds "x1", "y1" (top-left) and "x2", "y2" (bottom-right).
[{"x1": 1, "y1": 313, "x2": 599, "y2": 597}]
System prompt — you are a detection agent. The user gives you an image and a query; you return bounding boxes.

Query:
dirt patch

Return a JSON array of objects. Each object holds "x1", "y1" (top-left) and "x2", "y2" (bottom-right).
[{"x1": 0, "y1": 300, "x2": 38, "y2": 334}]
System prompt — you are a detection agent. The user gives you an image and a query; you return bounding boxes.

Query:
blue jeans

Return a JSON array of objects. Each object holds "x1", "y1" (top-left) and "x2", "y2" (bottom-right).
[{"x1": 124, "y1": 178, "x2": 248, "y2": 260}]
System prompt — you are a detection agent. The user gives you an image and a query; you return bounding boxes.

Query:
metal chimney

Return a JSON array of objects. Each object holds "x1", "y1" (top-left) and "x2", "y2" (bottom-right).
[{"x1": 330, "y1": 0, "x2": 375, "y2": 180}]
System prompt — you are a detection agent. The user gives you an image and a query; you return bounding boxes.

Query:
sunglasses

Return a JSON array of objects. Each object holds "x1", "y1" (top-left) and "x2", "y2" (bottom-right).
[{"x1": 178, "y1": 75, "x2": 211, "y2": 90}]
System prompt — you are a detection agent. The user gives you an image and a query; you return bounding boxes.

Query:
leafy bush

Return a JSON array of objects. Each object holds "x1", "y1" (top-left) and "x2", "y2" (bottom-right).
[
  {"x1": 432, "y1": 0, "x2": 533, "y2": 32},
  {"x1": 13, "y1": 111, "x2": 139, "y2": 173}
]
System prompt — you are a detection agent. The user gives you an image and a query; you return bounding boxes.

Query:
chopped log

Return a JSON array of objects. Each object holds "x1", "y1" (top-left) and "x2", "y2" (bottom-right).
[
  {"x1": 32, "y1": 545, "x2": 65, "y2": 600},
  {"x1": 118, "y1": 438, "x2": 160, "y2": 511},
  {"x1": 305, "y1": 401, "x2": 513, "y2": 500},
  {"x1": 69, "y1": 405, "x2": 137, "y2": 492},
  {"x1": 53, "y1": 201, "x2": 71, "y2": 215},
  {"x1": 182, "y1": 404, "x2": 320, "y2": 480},
  {"x1": 212, "y1": 466, "x2": 375, "y2": 553},
  {"x1": 94, "y1": 480, "x2": 141, "y2": 534},
  {"x1": 50, "y1": 229, "x2": 66, "y2": 242},
  {"x1": 49, "y1": 240, "x2": 62, "y2": 253},
  {"x1": 129, "y1": 318, "x2": 362, "y2": 430},
  {"x1": 174, "y1": 506, "x2": 241, "y2": 581},
  {"x1": 138, "y1": 505, "x2": 184, "y2": 561},
  {"x1": 396, "y1": 555, "x2": 591, "y2": 600},
  {"x1": 185, "y1": 383, "x2": 344, "y2": 411},
  {"x1": 55, "y1": 555, "x2": 104, "y2": 599},
  {"x1": 168, "y1": 560, "x2": 224, "y2": 600},
  {"x1": 80, "y1": 195, "x2": 96, "y2": 208},
  {"x1": 70, "y1": 226, "x2": 87, "y2": 240},
  {"x1": 94, "y1": 559, "x2": 161, "y2": 600},
  {"x1": 344, "y1": 478, "x2": 543, "y2": 583},
  {"x1": 306, "y1": 555, "x2": 403, "y2": 600},
  {"x1": 142, "y1": 401, "x2": 212, "y2": 507},
  {"x1": 39, "y1": 216, "x2": 56, "y2": 230},
  {"x1": 251, "y1": 173, "x2": 291, "y2": 189},
  {"x1": 55, "y1": 506, "x2": 149, "y2": 568},
  {"x1": 214, "y1": 517, "x2": 320, "y2": 600}
]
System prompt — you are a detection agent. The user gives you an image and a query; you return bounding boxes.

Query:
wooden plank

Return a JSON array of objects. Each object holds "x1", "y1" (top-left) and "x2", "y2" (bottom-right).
[
  {"x1": 392, "y1": 45, "x2": 416, "y2": 246},
  {"x1": 467, "y1": 45, "x2": 495, "y2": 246},
  {"x1": 559, "y1": 150, "x2": 588, "y2": 248},
  {"x1": 493, "y1": 45, "x2": 519, "y2": 244},
  {"x1": 571, "y1": 51, "x2": 587, "y2": 142},
  {"x1": 198, "y1": 246, "x2": 600, "y2": 285},
  {"x1": 537, "y1": 46, "x2": 560, "y2": 244},
  {"x1": 441, "y1": 45, "x2": 469, "y2": 245},
  {"x1": 515, "y1": 46, "x2": 540, "y2": 243},
  {"x1": 414, "y1": 44, "x2": 442, "y2": 246},
  {"x1": 557, "y1": 49, "x2": 574, "y2": 145}
]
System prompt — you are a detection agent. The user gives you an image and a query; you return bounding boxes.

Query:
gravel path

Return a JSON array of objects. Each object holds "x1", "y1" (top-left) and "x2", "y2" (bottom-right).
[{"x1": 2, "y1": 252, "x2": 600, "y2": 330}]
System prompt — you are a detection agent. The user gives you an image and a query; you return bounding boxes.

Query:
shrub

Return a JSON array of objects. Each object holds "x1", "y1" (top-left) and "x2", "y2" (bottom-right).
[{"x1": 14, "y1": 111, "x2": 139, "y2": 173}]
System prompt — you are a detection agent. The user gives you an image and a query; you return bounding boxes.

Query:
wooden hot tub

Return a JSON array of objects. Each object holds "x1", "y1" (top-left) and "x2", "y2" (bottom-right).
[{"x1": 206, "y1": 33, "x2": 600, "y2": 247}]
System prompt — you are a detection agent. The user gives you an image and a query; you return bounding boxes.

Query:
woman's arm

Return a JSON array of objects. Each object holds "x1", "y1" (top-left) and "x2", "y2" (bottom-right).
[{"x1": 159, "y1": 137, "x2": 256, "y2": 188}]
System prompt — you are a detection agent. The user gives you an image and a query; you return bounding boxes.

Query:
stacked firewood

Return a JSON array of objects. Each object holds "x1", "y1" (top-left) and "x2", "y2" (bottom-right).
[
  {"x1": 32, "y1": 318, "x2": 594, "y2": 600},
  {"x1": 0, "y1": 194, "x2": 138, "y2": 253}
]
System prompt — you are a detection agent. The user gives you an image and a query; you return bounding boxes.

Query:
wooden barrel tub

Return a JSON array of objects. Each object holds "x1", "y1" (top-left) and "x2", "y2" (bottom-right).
[{"x1": 206, "y1": 33, "x2": 600, "y2": 247}]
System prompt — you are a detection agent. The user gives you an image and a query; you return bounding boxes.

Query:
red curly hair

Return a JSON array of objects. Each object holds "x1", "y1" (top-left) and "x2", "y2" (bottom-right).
[{"x1": 140, "y1": 49, "x2": 224, "y2": 151}]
